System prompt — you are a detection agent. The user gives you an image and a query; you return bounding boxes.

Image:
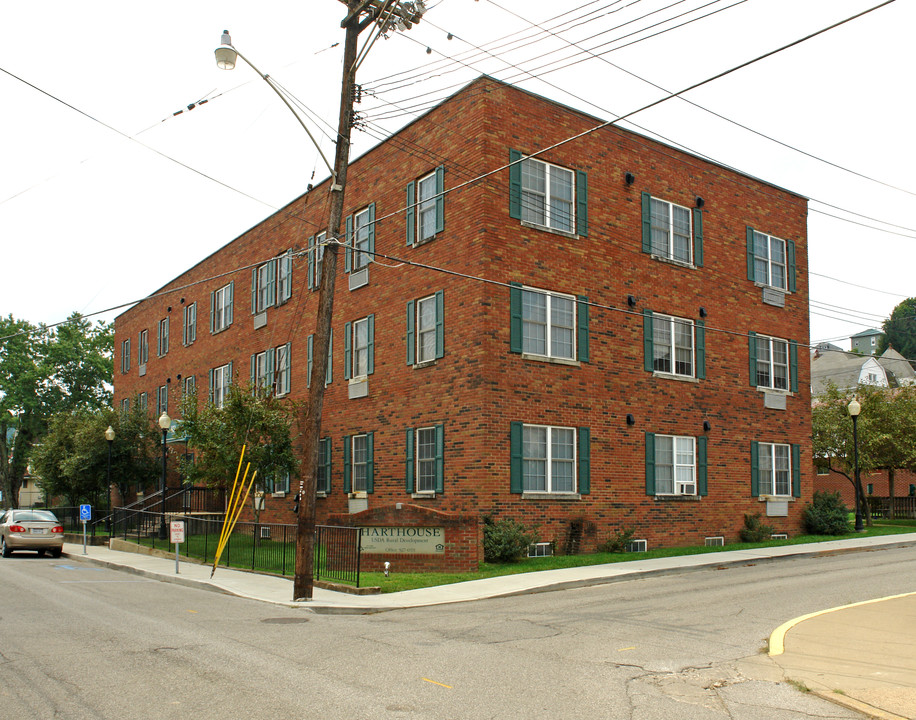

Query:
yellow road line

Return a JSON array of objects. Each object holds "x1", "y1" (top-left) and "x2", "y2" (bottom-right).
[
  {"x1": 769, "y1": 591, "x2": 916, "y2": 656},
  {"x1": 617, "y1": 646, "x2": 636, "y2": 652},
  {"x1": 422, "y1": 678, "x2": 453, "y2": 689}
]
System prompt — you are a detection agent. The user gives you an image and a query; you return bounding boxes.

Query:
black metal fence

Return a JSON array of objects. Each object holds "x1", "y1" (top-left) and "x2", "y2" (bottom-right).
[
  {"x1": 867, "y1": 496, "x2": 916, "y2": 519},
  {"x1": 315, "y1": 525, "x2": 362, "y2": 587}
]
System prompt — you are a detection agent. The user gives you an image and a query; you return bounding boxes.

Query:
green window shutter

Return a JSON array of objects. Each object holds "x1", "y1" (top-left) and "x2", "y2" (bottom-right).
[
  {"x1": 509, "y1": 149, "x2": 522, "y2": 220},
  {"x1": 746, "y1": 227, "x2": 756, "y2": 281},
  {"x1": 227, "y1": 282, "x2": 234, "y2": 326},
  {"x1": 509, "y1": 282, "x2": 523, "y2": 353},
  {"x1": 344, "y1": 214, "x2": 353, "y2": 273},
  {"x1": 750, "y1": 442, "x2": 759, "y2": 497},
  {"x1": 576, "y1": 170, "x2": 588, "y2": 237},
  {"x1": 696, "y1": 320, "x2": 706, "y2": 380},
  {"x1": 251, "y1": 268, "x2": 257, "y2": 314},
  {"x1": 578, "y1": 427, "x2": 590, "y2": 495},
  {"x1": 367, "y1": 203, "x2": 376, "y2": 263},
  {"x1": 227, "y1": 361, "x2": 233, "y2": 386},
  {"x1": 285, "y1": 342, "x2": 292, "y2": 392},
  {"x1": 209, "y1": 291, "x2": 215, "y2": 333},
  {"x1": 281, "y1": 252, "x2": 292, "y2": 303},
  {"x1": 307, "y1": 334, "x2": 313, "y2": 388},
  {"x1": 510, "y1": 421, "x2": 523, "y2": 493},
  {"x1": 366, "y1": 432, "x2": 374, "y2": 493},
  {"x1": 326, "y1": 329, "x2": 333, "y2": 385},
  {"x1": 367, "y1": 314, "x2": 375, "y2": 375},
  {"x1": 748, "y1": 331, "x2": 758, "y2": 387},
  {"x1": 182, "y1": 307, "x2": 188, "y2": 346},
  {"x1": 405, "y1": 181, "x2": 415, "y2": 246},
  {"x1": 267, "y1": 258, "x2": 277, "y2": 307},
  {"x1": 577, "y1": 295, "x2": 589, "y2": 363},
  {"x1": 343, "y1": 436, "x2": 351, "y2": 493},
  {"x1": 643, "y1": 310, "x2": 654, "y2": 372},
  {"x1": 435, "y1": 290, "x2": 445, "y2": 359},
  {"x1": 435, "y1": 424, "x2": 444, "y2": 494},
  {"x1": 789, "y1": 340, "x2": 799, "y2": 393},
  {"x1": 434, "y1": 165, "x2": 445, "y2": 234},
  {"x1": 693, "y1": 208, "x2": 703, "y2": 267},
  {"x1": 208, "y1": 368, "x2": 214, "y2": 403},
  {"x1": 645, "y1": 432, "x2": 656, "y2": 495},
  {"x1": 322, "y1": 438, "x2": 333, "y2": 494},
  {"x1": 787, "y1": 239, "x2": 797, "y2": 292},
  {"x1": 267, "y1": 347, "x2": 275, "y2": 391},
  {"x1": 406, "y1": 300, "x2": 415, "y2": 366},
  {"x1": 405, "y1": 428, "x2": 414, "y2": 493},
  {"x1": 344, "y1": 322, "x2": 352, "y2": 380},
  {"x1": 792, "y1": 444, "x2": 801, "y2": 498},
  {"x1": 249, "y1": 354, "x2": 256, "y2": 388},
  {"x1": 307, "y1": 236, "x2": 315, "y2": 290},
  {"x1": 641, "y1": 192, "x2": 652, "y2": 253},
  {"x1": 697, "y1": 436, "x2": 708, "y2": 496}
]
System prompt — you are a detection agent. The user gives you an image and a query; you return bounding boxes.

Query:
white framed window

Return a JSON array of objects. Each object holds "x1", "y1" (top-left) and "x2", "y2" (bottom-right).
[
  {"x1": 520, "y1": 157, "x2": 574, "y2": 233},
  {"x1": 416, "y1": 295, "x2": 438, "y2": 364},
  {"x1": 351, "y1": 434, "x2": 369, "y2": 492},
  {"x1": 522, "y1": 288, "x2": 575, "y2": 360},
  {"x1": 522, "y1": 424, "x2": 576, "y2": 493},
  {"x1": 752, "y1": 231, "x2": 787, "y2": 290},
  {"x1": 316, "y1": 438, "x2": 332, "y2": 494},
  {"x1": 120, "y1": 398, "x2": 129, "y2": 413},
  {"x1": 211, "y1": 363, "x2": 231, "y2": 409},
  {"x1": 415, "y1": 426, "x2": 437, "y2": 493},
  {"x1": 758, "y1": 442, "x2": 791, "y2": 496},
  {"x1": 183, "y1": 303, "x2": 197, "y2": 346},
  {"x1": 183, "y1": 375, "x2": 196, "y2": 397},
  {"x1": 417, "y1": 172, "x2": 438, "y2": 243},
  {"x1": 121, "y1": 339, "x2": 131, "y2": 373},
  {"x1": 212, "y1": 283, "x2": 233, "y2": 333},
  {"x1": 275, "y1": 344, "x2": 290, "y2": 396},
  {"x1": 265, "y1": 470, "x2": 290, "y2": 495},
  {"x1": 157, "y1": 318, "x2": 169, "y2": 357},
  {"x1": 138, "y1": 330, "x2": 149, "y2": 365},
  {"x1": 277, "y1": 252, "x2": 292, "y2": 303},
  {"x1": 650, "y1": 198, "x2": 692, "y2": 264},
  {"x1": 654, "y1": 435, "x2": 696, "y2": 496},
  {"x1": 653, "y1": 314, "x2": 695, "y2": 377},
  {"x1": 254, "y1": 350, "x2": 272, "y2": 392},
  {"x1": 350, "y1": 317, "x2": 371, "y2": 379},
  {"x1": 755, "y1": 335, "x2": 789, "y2": 390},
  {"x1": 311, "y1": 231, "x2": 326, "y2": 288},
  {"x1": 156, "y1": 385, "x2": 168, "y2": 415},
  {"x1": 139, "y1": 392, "x2": 148, "y2": 412},
  {"x1": 256, "y1": 262, "x2": 274, "y2": 313},
  {"x1": 353, "y1": 207, "x2": 372, "y2": 270}
]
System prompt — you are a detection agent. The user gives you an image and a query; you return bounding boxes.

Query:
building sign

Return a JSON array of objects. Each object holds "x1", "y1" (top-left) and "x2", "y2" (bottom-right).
[{"x1": 359, "y1": 526, "x2": 444, "y2": 555}]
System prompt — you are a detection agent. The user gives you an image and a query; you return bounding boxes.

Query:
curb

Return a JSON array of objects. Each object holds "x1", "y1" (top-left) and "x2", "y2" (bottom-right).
[{"x1": 812, "y1": 690, "x2": 910, "y2": 720}]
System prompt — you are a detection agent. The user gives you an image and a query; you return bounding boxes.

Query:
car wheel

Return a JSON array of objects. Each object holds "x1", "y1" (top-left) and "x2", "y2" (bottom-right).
[
  {"x1": 50, "y1": 547, "x2": 62, "y2": 559},
  {"x1": 37, "y1": 549, "x2": 46, "y2": 557},
  {"x1": 1, "y1": 538, "x2": 11, "y2": 558}
]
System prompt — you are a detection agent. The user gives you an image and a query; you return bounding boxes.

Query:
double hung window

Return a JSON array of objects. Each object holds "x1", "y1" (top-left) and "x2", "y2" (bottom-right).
[
  {"x1": 747, "y1": 228, "x2": 796, "y2": 292},
  {"x1": 252, "y1": 252, "x2": 293, "y2": 313},
  {"x1": 645, "y1": 433, "x2": 707, "y2": 496},
  {"x1": 121, "y1": 339, "x2": 131, "y2": 373},
  {"x1": 407, "y1": 292, "x2": 444, "y2": 365},
  {"x1": 641, "y1": 193, "x2": 703, "y2": 266},
  {"x1": 156, "y1": 385, "x2": 168, "y2": 415},
  {"x1": 510, "y1": 423, "x2": 590, "y2": 495},
  {"x1": 210, "y1": 363, "x2": 231, "y2": 408},
  {"x1": 316, "y1": 438, "x2": 332, "y2": 494},
  {"x1": 344, "y1": 316, "x2": 374, "y2": 380},
  {"x1": 509, "y1": 151, "x2": 588, "y2": 236},
  {"x1": 308, "y1": 232, "x2": 326, "y2": 289},
  {"x1": 275, "y1": 344, "x2": 291, "y2": 396},
  {"x1": 157, "y1": 318, "x2": 169, "y2": 357},
  {"x1": 405, "y1": 425, "x2": 445, "y2": 494},
  {"x1": 344, "y1": 433, "x2": 374, "y2": 493},
  {"x1": 211, "y1": 283, "x2": 234, "y2": 333},
  {"x1": 183, "y1": 375, "x2": 196, "y2": 397},
  {"x1": 353, "y1": 207, "x2": 372, "y2": 271},
  {"x1": 510, "y1": 284, "x2": 589, "y2": 363},
  {"x1": 138, "y1": 330, "x2": 149, "y2": 365},
  {"x1": 751, "y1": 441, "x2": 801, "y2": 498},
  {"x1": 406, "y1": 168, "x2": 445, "y2": 245},
  {"x1": 646, "y1": 313, "x2": 697, "y2": 378},
  {"x1": 183, "y1": 303, "x2": 197, "y2": 345},
  {"x1": 749, "y1": 332, "x2": 797, "y2": 392}
]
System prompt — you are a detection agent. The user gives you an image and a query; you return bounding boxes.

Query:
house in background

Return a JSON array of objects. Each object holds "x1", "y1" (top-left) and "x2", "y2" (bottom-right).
[
  {"x1": 811, "y1": 346, "x2": 915, "y2": 397},
  {"x1": 113, "y1": 77, "x2": 811, "y2": 570},
  {"x1": 850, "y1": 328, "x2": 883, "y2": 356}
]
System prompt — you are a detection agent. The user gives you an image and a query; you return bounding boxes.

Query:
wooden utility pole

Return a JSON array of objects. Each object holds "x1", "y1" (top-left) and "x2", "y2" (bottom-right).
[{"x1": 293, "y1": 0, "x2": 425, "y2": 601}]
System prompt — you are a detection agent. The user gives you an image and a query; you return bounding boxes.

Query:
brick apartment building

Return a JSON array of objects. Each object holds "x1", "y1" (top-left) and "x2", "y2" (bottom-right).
[{"x1": 113, "y1": 77, "x2": 811, "y2": 565}]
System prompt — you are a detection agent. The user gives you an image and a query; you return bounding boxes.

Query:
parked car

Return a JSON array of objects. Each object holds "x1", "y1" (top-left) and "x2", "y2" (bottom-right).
[{"x1": 0, "y1": 509, "x2": 64, "y2": 557}]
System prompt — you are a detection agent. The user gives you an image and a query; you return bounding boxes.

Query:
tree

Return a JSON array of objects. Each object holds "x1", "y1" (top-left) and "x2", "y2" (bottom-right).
[
  {"x1": 877, "y1": 297, "x2": 916, "y2": 368},
  {"x1": 30, "y1": 404, "x2": 160, "y2": 509},
  {"x1": 813, "y1": 383, "x2": 916, "y2": 523},
  {"x1": 178, "y1": 384, "x2": 299, "y2": 523},
  {"x1": 0, "y1": 313, "x2": 113, "y2": 508}
]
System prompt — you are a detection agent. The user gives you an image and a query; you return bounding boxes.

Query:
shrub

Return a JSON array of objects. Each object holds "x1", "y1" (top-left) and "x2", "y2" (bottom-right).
[
  {"x1": 803, "y1": 491, "x2": 850, "y2": 535},
  {"x1": 596, "y1": 529, "x2": 635, "y2": 553},
  {"x1": 483, "y1": 517, "x2": 539, "y2": 563},
  {"x1": 739, "y1": 513, "x2": 775, "y2": 542}
]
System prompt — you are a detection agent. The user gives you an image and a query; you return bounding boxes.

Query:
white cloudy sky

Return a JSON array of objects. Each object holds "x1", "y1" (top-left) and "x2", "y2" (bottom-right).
[{"x1": 1, "y1": 0, "x2": 913, "y2": 350}]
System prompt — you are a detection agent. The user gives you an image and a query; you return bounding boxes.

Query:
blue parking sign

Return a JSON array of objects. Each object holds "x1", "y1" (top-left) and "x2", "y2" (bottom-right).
[{"x1": 79, "y1": 504, "x2": 91, "y2": 521}]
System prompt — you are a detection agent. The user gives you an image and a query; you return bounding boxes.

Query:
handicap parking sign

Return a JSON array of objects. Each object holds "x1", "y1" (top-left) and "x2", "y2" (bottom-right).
[{"x1": 79, "y1": 504, "x2": 91, "y2": 521}]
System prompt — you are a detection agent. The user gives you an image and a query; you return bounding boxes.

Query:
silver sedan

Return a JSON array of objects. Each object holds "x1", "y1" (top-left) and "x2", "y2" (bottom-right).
[{"x1": 0, "y1": 509, "x2": 64, "y2": 558}]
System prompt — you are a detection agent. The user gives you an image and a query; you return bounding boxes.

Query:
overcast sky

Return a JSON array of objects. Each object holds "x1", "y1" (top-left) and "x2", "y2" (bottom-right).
[{"x1": 1, "y1": 0, "x2": 913, "y2": 351}]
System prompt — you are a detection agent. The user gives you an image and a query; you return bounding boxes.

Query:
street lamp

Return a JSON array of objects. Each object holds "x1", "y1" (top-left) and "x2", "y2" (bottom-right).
[
  {"x1": 105, "y1": 425, "x2": 115, "y2": 533},
  {"x1": 847, "y1": 397, "x2": 864, "y2": 532},
  {"x1": 158, "y1": 412, "x2": 171, "y2": 540}
]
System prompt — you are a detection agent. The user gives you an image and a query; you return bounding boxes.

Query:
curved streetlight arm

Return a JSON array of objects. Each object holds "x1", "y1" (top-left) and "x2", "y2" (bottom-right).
[{"x1": 220, "y1": 41, "x2": 337, "y2": 183}]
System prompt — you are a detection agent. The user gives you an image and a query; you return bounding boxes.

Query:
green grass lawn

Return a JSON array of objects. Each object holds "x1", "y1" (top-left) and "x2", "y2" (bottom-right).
[{"x1": 127, "y1": 519, "x2": 916, "y2": 593}]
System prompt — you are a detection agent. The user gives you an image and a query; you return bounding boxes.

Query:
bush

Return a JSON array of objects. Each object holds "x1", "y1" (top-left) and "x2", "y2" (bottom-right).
[
  {"x1": 803, "y1": 491, "x2": 850, "y2": 535},
  {"x1": 739, "y1": 513, "x2": 775, "y2": 542},
  {"x1": 483, "y1": 517, "x2": 539, "y2": 563},
  {"x1": 596, "y1": 529, "x2": 635, "y2": 553}
]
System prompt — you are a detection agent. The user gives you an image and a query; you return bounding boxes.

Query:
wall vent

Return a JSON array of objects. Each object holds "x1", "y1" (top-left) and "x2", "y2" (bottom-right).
[
  {"x1": 771, "y1": 533, "x2": 788, "y2": 540},
  {"x1": 528, "y1": 542, "x2": 553, "y2": 558},
  {"x1": 259, "y1": 526, "x2": 271, "y2": 539},
  {"x1": 705, "y1": 536, "x2": 725, "y2": 547},
  {"x1": 626, "y1": 539, "x2": 648, "y2": 553}
]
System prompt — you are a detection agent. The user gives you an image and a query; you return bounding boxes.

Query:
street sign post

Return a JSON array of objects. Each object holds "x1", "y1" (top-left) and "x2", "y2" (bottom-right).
[
  {"x1": 79, "y1": 504, "x2": 91, "y2": 555},
  {"x1": 169, "y1": 520, "x2": 185, "y2": 574}
]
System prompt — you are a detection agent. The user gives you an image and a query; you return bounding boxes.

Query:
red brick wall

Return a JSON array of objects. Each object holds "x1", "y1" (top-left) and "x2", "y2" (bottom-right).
[
  {"x1": 114, "y1": 77, "x2": 811, "y2": 566},
  {"x1": 815, "y1": 467, "x2": 916, "y2": 505}
]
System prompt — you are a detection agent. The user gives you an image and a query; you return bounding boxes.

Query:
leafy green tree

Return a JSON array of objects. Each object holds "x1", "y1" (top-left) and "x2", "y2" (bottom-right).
[
  {"x1": 0, "y1": 313, "x2": 113, "y2": 508},
  {"x1": 877, "y1": 297, "x2": 916, "y2": 367},
  {"x1": 178, "y1": 384, "x2": 299, "y2": 522},
  {"x1": 813, "y1": 383, "x2": 916, "y2": 523},
  {"x1": 30, "y1": 404, "x2": 160, "y2": 509}
]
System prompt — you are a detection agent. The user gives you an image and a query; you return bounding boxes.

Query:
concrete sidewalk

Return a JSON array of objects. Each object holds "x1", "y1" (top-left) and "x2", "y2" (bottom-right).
[{"x1": 62, "y1": 533, "x2": 916, "y2": 719}]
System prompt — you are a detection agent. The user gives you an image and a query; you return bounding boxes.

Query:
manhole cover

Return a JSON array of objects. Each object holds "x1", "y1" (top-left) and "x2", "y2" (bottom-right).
[{"x1": 261, "y1": 617, "x2": 309, "y2": 624}]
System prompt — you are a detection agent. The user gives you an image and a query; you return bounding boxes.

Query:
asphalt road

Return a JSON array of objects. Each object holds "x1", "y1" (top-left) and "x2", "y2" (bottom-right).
[{"x1": 2, "y1": 544, "x2": 913, "y2": 719}]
